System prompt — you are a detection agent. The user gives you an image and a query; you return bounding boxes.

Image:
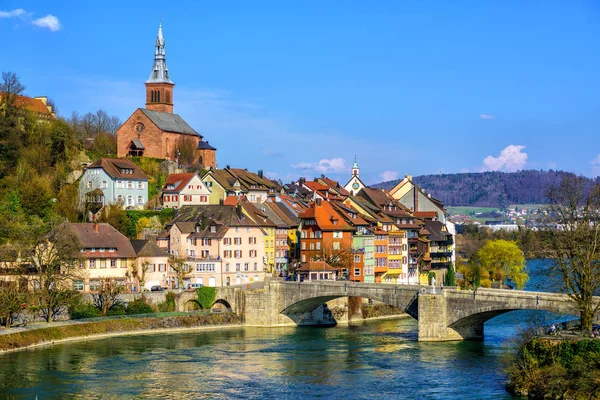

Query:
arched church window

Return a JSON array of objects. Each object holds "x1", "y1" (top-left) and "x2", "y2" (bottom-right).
[
  {"x1": 166, "y1": 91, "x2": 170, "y2": 103},
  {"x1": 157, "y1": 90, "x2": 160, "y2": 103}
]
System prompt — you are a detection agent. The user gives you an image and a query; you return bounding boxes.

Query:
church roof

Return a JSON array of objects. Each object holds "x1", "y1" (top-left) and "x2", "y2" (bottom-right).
[
  {"x1": 140, "y1": 109, "x2": 199, "y2": 136},
  {"x1": 198, "y1": 141, "x2": 216, "y2": 150}
]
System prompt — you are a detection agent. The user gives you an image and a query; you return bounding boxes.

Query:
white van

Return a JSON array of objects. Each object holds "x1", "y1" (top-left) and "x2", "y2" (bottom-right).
[{"x1": 188, "y1": 283, "x2": 204, "y2": 289}]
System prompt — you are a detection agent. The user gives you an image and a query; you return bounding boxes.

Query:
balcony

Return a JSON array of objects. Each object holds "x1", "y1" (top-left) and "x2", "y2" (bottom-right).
[{"x1": 186, "y1": 255, "x2": 221, "y2": 262}]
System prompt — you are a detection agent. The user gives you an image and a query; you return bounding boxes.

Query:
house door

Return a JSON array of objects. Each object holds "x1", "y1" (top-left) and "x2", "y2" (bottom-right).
[{"x1": 208, "y1": 277, "x2": 216, "y2": 287}]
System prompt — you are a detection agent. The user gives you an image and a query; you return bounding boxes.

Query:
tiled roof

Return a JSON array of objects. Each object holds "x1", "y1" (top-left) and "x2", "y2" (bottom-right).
[
  {"x1": 131, "y1": 240, "x2": 170, "y2": 257},
  {"x1": 299, "y1": 201, "x2": 354, "y2": 231},
  {"x1": 226, "y1": 168, "x2": 278, "y2": 191},
  {"x1": 87, "y1": 158, "x2": 150, "y2": 181},
  {"x1": 359, "y1": 187, "x2": 394, "y2": 207},
  {"x1": 174, "y1": 205, "x2": 260, "y2": 227},
  {"x1": 241, "y1": 202, "x2": 277, "y2": 227},
  {"x1": 423, "y1": 221, "x2": 452, "y2": 242},
  {"x1": 414, "y1": 211, "x2": 439, "y2": 219},
  {"x1": 264, "y1": 201, "x2": 300, "y2": 227},
  {"x1": 140, "y1": 108, "x2": 200, "y2": 136},
  {"x1": 69, "y1": 223, "x2": 136, "y2": 258},
  {"x1": 331, "y1": 202, "x2": 369, "y2": 227},
  {"x1": 205, "y1": 169, "x2": 237, "y2": 191},
  {"x1": 2, "y1": 94, "x2": 53, "y2": 116},
  {"x1": 296, "y1": 260, "x2": 338, "y2": 272},
  {"x1": 304, "y1": 181, "x2": 330, "y2": 192},
  {"x1": 163, "y1": 173, "x2": 195, "y2": 193},
  {"x1": 187, "y1": 223, "x2": 229, "y2": 239}
]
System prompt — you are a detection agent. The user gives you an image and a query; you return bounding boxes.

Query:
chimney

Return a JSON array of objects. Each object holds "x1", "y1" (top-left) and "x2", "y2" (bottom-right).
[
  {"x1": 316, "y1": 198, "x2": 322, "y2": 206},
  {"x1": 258, "y1": 170, "x2": 263, "y2": 179},
  {"x1": 225, "y1": 165, "x2": 230, "y2": 170},
  {"x1": 94, "y1": 223, "x2": 99, "y2": 233},
  {"x1": 299, "y1": 177, "x2": 306, "y2": 186},
  {"x1": 321, "y1": 174, "x2": 325, "y2": 179},
  {"x1": 219, "y1": 198, "x2": 224, "y2": 205},
  {"x1": 236, "y1": 203, "x2": 243, "y2": 219}
]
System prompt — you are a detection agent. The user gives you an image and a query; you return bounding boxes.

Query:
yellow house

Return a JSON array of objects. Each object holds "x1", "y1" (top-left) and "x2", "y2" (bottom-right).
[{"x1": 239, "y1": 202, "x2": 277, "y2": 273}]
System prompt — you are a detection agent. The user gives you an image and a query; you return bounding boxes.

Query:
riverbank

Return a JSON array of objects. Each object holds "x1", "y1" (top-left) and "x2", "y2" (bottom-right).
[{"x1": 0, "y1": 313, "x2": 241, "y2": 354}]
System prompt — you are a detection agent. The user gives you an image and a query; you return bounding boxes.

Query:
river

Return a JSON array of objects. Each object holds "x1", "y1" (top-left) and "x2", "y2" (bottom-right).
[{"x1": 0, "y1": 260, "x2": 564, "y2": 399}]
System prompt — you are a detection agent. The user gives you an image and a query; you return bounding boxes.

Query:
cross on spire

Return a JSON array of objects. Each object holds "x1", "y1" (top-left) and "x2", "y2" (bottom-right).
[{"x1": 146, "y1": 21, "x2": 173, "y2": 84}]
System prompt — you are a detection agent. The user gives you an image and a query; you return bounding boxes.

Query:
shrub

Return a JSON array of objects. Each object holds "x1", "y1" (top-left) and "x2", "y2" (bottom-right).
[
  {"x1": 70, "y1": 303, "x2": 101, "y2": 320},
  {"x1": 157, "y1": 291, "x2": 176, "y2": 312},
  {"x1": 125, "y1": 298, "x2": 155, "y2": 315},
  {"x1": 107, "y1": 303, "x2": 126, "y2": 316},
  {"x1": 196, "y1": 287, "x2": 216, "y2": 310}
]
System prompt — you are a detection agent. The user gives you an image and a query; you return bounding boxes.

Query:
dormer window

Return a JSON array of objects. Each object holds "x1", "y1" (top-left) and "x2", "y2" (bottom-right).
[{"x1": 211, "y1": 225, "x2": 217, "y2": 233}]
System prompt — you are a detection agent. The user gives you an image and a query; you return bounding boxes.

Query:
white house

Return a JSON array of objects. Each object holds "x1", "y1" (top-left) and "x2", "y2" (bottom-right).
[{"x1": 162, "y1": 173, "x2": 211, "y2": 209}]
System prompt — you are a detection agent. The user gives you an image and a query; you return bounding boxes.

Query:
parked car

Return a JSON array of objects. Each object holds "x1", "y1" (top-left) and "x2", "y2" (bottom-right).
[
  {"x1": 150, "y1": 285, "x2": 164, "y2": 292},
  {"x1": 188, "y1": 283, "x2": 204, "y2": 289}
]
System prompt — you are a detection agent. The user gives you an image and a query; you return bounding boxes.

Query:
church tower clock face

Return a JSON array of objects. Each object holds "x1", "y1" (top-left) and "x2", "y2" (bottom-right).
[{"x1": 352, "y1": 182, "x2": 359, "y2": 190}]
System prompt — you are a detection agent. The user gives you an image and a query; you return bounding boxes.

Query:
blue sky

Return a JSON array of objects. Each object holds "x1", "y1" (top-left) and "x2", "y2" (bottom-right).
[{"x1": 2, "y1": 1, "x2": 599, "y2": 184}]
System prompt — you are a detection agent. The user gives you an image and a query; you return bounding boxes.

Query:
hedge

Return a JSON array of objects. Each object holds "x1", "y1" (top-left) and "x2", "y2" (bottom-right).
[{"x1": 197, "y1": 287, "x2": 217, "y2": 310}]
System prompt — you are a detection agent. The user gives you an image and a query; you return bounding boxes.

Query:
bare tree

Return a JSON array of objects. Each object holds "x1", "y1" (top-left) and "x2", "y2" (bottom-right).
[
  {"x1": 541, "y1": 175, "x2": 600, "y2": 332},
  {"x1": 0, "y1": 72, "x2": 26, "y2": 109},
  {"x1": 131, "y1": 259, "x2": 150, "y2": 292},
  {"x1": 168, "y1": 256, "x2": 190, "y2": 289},
  {"x1": 0, "y1": 283, "x2": 29, "y2": 328},
  {"x1": 175, "y1": 136, "x2": 197, "y2": 168},
  {"x1": 92, "y1": 278, "x2": 125, "y2": 316},
  {"x1": 304, "y1": 240, "x2": 354, "y2": 278},
  {"x1": 26, "y1": 223, "x2": 83, "y2": 322}
]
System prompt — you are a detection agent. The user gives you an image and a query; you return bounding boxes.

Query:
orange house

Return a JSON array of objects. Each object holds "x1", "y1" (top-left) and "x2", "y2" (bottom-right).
[
  {"x1": 374, "y1": 230, "x2": 389, "y2": 283},
  {"x1": 298, "y1": 199, "x2": 354, "y2": 278}
]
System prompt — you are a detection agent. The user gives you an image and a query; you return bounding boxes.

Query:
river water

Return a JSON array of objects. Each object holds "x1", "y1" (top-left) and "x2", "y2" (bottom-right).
[{"x1": 0, "y1": 261, "x2": 564, "y2": 399}]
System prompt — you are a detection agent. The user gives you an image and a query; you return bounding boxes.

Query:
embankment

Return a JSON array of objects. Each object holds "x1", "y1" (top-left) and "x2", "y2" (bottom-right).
[{"x1": 0, "y1": 313, "x2": 240, "y2": 353}]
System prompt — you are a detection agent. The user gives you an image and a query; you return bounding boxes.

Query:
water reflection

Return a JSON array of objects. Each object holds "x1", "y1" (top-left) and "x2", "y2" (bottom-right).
[{"x1": 0, "y1": 320, "x2": 523, "y2": 399}]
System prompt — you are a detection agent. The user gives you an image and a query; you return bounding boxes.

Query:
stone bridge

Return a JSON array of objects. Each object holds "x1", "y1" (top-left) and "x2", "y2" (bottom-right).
[{"x1": 174, "y1": 279, "x2": 586, "y2": 341}]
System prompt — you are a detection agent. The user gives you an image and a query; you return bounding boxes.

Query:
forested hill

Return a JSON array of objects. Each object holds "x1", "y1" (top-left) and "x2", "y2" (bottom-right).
[{"x1": 373, "y1": 170, "x2": 596, "y2": 207}]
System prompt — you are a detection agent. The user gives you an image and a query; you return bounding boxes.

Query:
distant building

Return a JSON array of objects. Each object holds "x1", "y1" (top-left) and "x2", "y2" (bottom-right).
[
  {"x1": 343, "y1": 157, "x2": 367, "y2": 196},
  {"x1": 0, "y1": 93, "x2": 55, "y2": 122},
  {"x1": 116, "y1": 23, "x2": 216, "y2": 168}
]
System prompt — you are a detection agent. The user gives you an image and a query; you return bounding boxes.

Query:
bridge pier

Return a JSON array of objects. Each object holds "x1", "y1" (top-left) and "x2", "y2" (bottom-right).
[{"x1": 418, "y1": 292, "x2": 482, "y2": 341}]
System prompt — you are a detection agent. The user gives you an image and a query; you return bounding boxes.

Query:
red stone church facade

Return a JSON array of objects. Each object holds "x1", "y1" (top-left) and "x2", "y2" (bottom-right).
[{"x1": 116, "y1": 23, "x2": 216, "y2": 168}]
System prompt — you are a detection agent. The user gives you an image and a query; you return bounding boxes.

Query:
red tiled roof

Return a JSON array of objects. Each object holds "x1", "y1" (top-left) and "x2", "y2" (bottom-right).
[
  {"x1": 414, "y1": 211, "x2": 438, "y2": 219},
  {"x1": 163, "y1": 173, "x2": 195, "y2": 192},
  {"x1": 304, "y1": 181, "x2": 330, "y2": 192},
  {"x1": 69, "y1": 223, "x2": 136, "y2": 258},
  {"x1": 299, "y1": 201, "x2": 354, "y2": 231},
  {"x1": 1, "y1": 94, "x2": 53, "y2": 116},
  {"x1": 296, "y1": 260, "x2": 338, "y2": 272}
]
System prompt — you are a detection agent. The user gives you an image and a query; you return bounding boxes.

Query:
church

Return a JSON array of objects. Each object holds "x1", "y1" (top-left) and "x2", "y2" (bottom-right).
[{"x1": 116, "y1": 23, "x2": 216, "y2": 168}]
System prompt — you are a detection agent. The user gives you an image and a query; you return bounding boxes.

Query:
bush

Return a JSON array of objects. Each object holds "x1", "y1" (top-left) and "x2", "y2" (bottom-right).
[
  {"x1": 70, "y1": 303, "x2": 101, "y2": 320},
  {"x1": 125, "y1": 298, "x2": 155, "y2": 315},
  {"x1": 107, "y1": 303, "x2": 126, "y2": 316},
  {"x1": 157, "y1": 291, "x2": 176, "y2": 312},
  {"x1": 196, "y1": 287, "x2": 216, "y2": 310}
]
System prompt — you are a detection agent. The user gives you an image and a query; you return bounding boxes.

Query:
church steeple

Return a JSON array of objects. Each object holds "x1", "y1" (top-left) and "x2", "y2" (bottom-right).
[
  {"x1": 352, "y1": 155, "x2": 359, "y2": 177},
  {"x1": 145, "y1": 21, "x2": 175, "y2": 113}
]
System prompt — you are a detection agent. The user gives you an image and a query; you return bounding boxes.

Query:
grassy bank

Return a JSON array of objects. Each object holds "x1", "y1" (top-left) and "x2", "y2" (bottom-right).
[
  {"x1": 506, "y1": 337, "x2": 600, "y2": 399},
  {"x1": 0, "y1": 313, "x2": 240, "y2": 353}
]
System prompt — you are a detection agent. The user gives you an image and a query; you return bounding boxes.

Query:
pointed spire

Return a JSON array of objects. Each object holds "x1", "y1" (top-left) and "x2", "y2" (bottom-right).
[
  {"x1": 352, "y1": 155, "x2": 359, "y2": 169},
  {"x1": 146, "y1": 21, "x2": 173, "y2": 84}
]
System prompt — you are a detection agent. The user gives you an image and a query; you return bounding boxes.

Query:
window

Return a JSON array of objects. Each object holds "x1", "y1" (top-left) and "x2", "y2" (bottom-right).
[
  {"x1": 127, "y1": 181, "x2": 133, "y2": 189},
  {"x1": 234, "y1": 237, "x2": 242, "y2": 245},
  {"x1": 254, "y1": 262, "x2": 258, "y2": 271},
  {"x1": 117, "y1": 181, "x2": 123, "y2": 188},
  {"x1": 99, "y1": 248, "x2": 105, "y2": 253},
  {"x1": 244, "y1": 263, "x2": 249, "y2": 271},
  {"x1": 316, "y1": 242, "x2": 321, "y2": 250},
  {"x1": 354, "y1": 268, "x2": 360, "y2": 276},
  {"x1": 110, "y1": 259, "x2": 116, "y2": 268},
  {"x1": 333, "y1": 231, "x2": 343, "y2": 238},
  {"x1": 224, "y1": 250, "x2": 232, "y2": 258},
  {"x1": 234, "y1": 250, "x2": 242, "y2": 258},
  {"x1": 309, "y1": 243, "x2": 314, "y2": 250},
  {"x1": 224, "y1": 238, "x2": 231, "y2": 245},
  {"x1": 235, "y1": 227, "x2": 239, "y2": 233},
  {"x1": 127, "y1": 196, "x2": 133, "y2": 206},
  {"x1": 89, "y1": 259, "x2": 96, "y2": 268},
  {"x1": 333, "y1": 242, "x2": 340, "y2": 250},
  {"x1": 315, "y1": 231, "x2": 322, "y2": 239},
  {"x1": 201, "y1": 250, "x2": 209, "y2": 258},
  {"x1": 184, "y1": 195, "x2": 191, "y2": 202},
  {"x1": 301, "y1": 255, "x2": 306, "y2": 262},
  {"x1": 137, "y1": 182, "x2": 144, "y2": 189},
  {"x1": 102, "y1": 181, "x2": 107, "y2": 189},
  {"x1": 310, "y1": 231, "x2": 314, "y2": 239},
  {"x1": 236, "y1": 263, "x2": 241, "y2": 271},
  {"x1": 159, "y1": 264, "x2": 166, "y2": 272},
  {"x1": 73, "y1": 280, "x2": 84, "y2": 291},
  {"x1": 200, "y1": 195, "x2": 208, "y2": 202},
  {"x1": 164, "y1": 195, "x2": 170, "y2": 202},
  {"x1": 249, "y1": 250, "x2": 257, "y2": 257},
  {"x1": 225, "y1": 263, "x2": 230, "y2": 272},
  {"x1": 246, "y1": 227, "x2": 250, "y2": 233},
  {"x1": 137, "y1": 196, "x2": 143, "y2": 204},
  {"x1": 301, "y1": 242, "x2": 306, "y2": 250},
  {"x1": 354, "y1": 255, "x2": 360, "y2": 263},
  {"x1": 210, "y1": 225, "x2": 217, "y2": 233},
  {"x1": 109, "y1": 248, "x2": 115, "y2": 252},
  {"x1": 249, "y1": 237, "x2": 256, "y2": 244},
  {"x1": 203, "y1": 239, "x2": 211, "y2": 246},
  {"x1": 86, "y1": 181, "x2": 92, "y2": 189}
]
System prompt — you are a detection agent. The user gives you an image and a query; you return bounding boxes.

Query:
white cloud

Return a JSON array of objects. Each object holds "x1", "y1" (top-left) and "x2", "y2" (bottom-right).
[
  {"x1": 264, "y1": 172, "x2": 279, "y2": 180},
  {"x1": 481, "y1": 145, "x2": 528, "y2": 172},
  {"x1": 480, "y1": 114, "x2": 496, "y2": 120},
  {"x1": 379, "y1": 170, "x2": 399, "y2": 182},
  {"x1": 460, "y1": 168, "x2": 470, "y2": 173},
  {"x1": 0, "y1": 8, "x2": 28, "y2": 18},
  {"x1": 292, "y1": 158, "x2": 347, "y2": 173},
  {"x1": 0, "y1": 9, "x2": 60, "y2": 31},
  {"x1": 32, "y1": 14, "x2": 61, "y2": 31}
]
